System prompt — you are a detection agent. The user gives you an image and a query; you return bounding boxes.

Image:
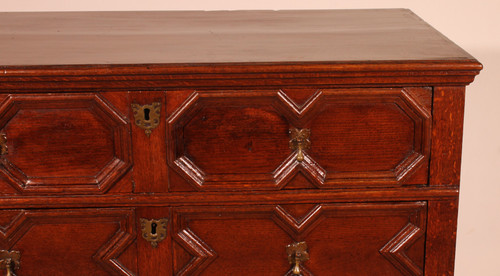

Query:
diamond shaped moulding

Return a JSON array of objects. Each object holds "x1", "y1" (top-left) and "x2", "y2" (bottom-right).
[
  {"x1": 379, "y1": 222, "x2": 425, "y2": 276},
  {"x1": 0, "y1": 94, "x2": 132, "y2": 194},
  {"x1": 304, "y1": 88, "x2": 432, "y2": 186},
  {"x1": 167, "y1": 90, "x2": 312, "y2": 191},
  {"x1": 0, "y1": 209, "x2": 136, "y2": 275},
  {"x1": 167, "y1": 87, "x2": 431, "y2": 191},
  {"x1": 174, "y1": 229, "x2": 217, "y2": 276}
]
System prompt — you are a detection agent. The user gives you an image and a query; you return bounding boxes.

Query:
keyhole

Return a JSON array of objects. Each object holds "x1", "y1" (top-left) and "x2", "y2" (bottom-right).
[
  {"x1": 151, "y1": 222, "x2": 157, "y2": 235},
  {"x1": 143, "y1": 108, "x2": 151, "y2": 121}
]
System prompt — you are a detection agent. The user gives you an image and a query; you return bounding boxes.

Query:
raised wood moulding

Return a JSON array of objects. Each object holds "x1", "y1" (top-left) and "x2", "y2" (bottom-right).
[
  {"x1": 167, "y1": 88, "x2": 430, "y2": 190},
  {"x1": 0, "y1": 9, "x2": 482, "y2": 275},
  {"x1": 0, "y1": 61, "x2": 482, "y2": 91},
  {"x1": 0, "y1": 94, "x2": 132, "y2": 194}
]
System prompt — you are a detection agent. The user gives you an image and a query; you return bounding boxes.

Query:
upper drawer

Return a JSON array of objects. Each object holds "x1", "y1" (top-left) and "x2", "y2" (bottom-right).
[
  {"x1": 0, "y1": 93, "x2": 132, "y2": 194},
  {"x1": 167, "y1": 88, "x2": 431, "y2": 191}
]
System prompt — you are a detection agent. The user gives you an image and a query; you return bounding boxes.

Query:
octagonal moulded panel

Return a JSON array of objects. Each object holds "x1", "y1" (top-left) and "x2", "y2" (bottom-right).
[
  {"x1": 0, "y1": 208, "x2": 137, "y2": 275},
  {"x1": 167, "y1": 88, "x2": 431, "y2": 191},
  {"x1": 171, "y1": 202, "x2": 427, "y2": 275},
  {"x1": 167, "y1": 90, "x2": 294, "y2": 190},
  {"x1": 0, "y1": 94, "x2": 132, "y2": 194},
  {"x1": 305, "y1": 88, "x2": 432, "y2": 187}
]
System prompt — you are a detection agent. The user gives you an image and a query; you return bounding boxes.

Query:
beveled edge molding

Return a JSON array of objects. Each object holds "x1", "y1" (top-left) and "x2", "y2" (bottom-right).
[
  {"x1": 167, "y1": 87, "x2": 430, "y2": 190},
  {"x1": 380, "y1": 223, "x2": 424, "y2": 276},
  {"x1": 0, "y1": 93, "x2": 132, "y2": 194},
  {"x1": 167, "y1": 90, "x2": 295, "y2": 190},
  {"x1": 171, "y1": 201, "x2": 426, "y2": 275},
  {"x1": 173, "y1": 229, "x2": 217, "y2": 275},
  {"x1": 0, "y1": 186, "x2": 459, "y2": 209},
  {"x1": 0, "y1": 208, "x2": 136, "y2": 276},
  {"x1": 0, "y1": 61, "x2": 482, "y2": 91}
]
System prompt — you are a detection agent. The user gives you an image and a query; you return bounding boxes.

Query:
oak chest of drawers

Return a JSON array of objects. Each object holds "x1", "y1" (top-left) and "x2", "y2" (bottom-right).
[{"x1": 0, "y1": 9, "x2": 481, "y2": 275}]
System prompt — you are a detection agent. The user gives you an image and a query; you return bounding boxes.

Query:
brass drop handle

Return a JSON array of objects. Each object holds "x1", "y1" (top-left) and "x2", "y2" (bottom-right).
[
  {"x1": 286, "y1": 241, "x2": 309, "y2": 275},
  {"x1": 0, "y1": 250, "x2": 20, "y2": 276},
  {"x1": 0, "y1": 133, "x2": 7, "y2": 156},
  {"x1": 289, "y1": 128, "x2": 311, "y2": 162},
  {"x1": 5, "y1": 259, "x2": 15, "y2": 276}
]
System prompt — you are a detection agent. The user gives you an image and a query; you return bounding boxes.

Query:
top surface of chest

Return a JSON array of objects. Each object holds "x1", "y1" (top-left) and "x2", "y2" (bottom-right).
[{"x1": 0, "y1": 9, "x2": 477, "y2": 67}]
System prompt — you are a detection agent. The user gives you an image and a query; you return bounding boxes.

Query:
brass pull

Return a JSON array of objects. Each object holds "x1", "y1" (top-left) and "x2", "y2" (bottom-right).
[
  {"x1": 131, "y1": 102, "x2": 161, "y2": 137},
  {"x1": 140, "y1": 218, "x2": 168, "y2": 248},
  {"x1": 0, "y1": 133, "x2": 7, "y2": 156},
  {"x1": 286, "y1": 241, "x2": 309, "y2": 275},
  {"x1": 289, "y1": 128, "x2": 311, "y2": 162},
  {"x1": 0, "y1": 250, "x2": 20, "y2": 276}
]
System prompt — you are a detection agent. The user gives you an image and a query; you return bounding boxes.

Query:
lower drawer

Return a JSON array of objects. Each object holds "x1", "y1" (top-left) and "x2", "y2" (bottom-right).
[
  {"x1": 0, "y1": 202, "x2": 426, "y2": 275},
  {"x1": 0, "y1": 208, "x2": 137, "y2": 275},
  {"x1": 170, "y1": 202, "x2": 427, "y2": 275}
]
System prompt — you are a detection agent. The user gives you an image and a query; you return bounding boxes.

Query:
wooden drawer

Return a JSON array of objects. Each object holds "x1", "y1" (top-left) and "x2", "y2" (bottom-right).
[
  {"x1": 0, "y1": 93, "x2": 132, "y2": 195},
  {"x1": 0, "y1": 203, "x2": 426, "y2": 275},
  {"x1": 0, "y1": 208, "x2": 137, "y2": 275},
  {"x1": 0, "y1": 9, "x2": 481, "y2": 276},
  {"x1": 167, "y1": 88, "x2": 431, "y2": 191},
  {"x1": 170, "y1": 202, "x2": 427, "y2": 275}
]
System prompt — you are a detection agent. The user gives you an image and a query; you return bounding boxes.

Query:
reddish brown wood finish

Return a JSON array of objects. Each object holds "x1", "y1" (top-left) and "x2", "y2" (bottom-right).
[
  {"x1": 0, "y1": 187, "x2": 459, "y2": 208},
  {"x1": 0, "y1": 208, "x2": 137, "y2": 275},
  {"x1": 424, "y1": 200, "x2": 459, "y2": 275},
  {"x1": 0, "y1": 9, "x2": 481, "y2": 276},
  {"x1": 0, "y1": 10, "x2": 476, "y2": 66},
  {"x1": 430, "y1": 87, "x2": 466, "y2": 186},
  {"x1": 136, "y1": 207, "x2": 172, "y2": 275},
  {"x1": 0, "y1": 62, "x2": 481, "y2": 92},
  {"x1": 167, "y1": 88, "x2": 431, "y2": 190},
  {"x1": 129, "y1": 91, "x2": 169, "y2": 193},
  {"x1": 0, "y1": 93, "x2": 132, "y2": 194},
  {"x1": 171, "y1": 202, "x2": 426, "y2": 275}
]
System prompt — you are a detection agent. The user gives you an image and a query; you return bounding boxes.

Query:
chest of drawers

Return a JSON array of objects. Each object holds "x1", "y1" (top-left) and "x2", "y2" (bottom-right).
[{"x1": 0, "y1": 9, "x2": 481, "y2": 275}]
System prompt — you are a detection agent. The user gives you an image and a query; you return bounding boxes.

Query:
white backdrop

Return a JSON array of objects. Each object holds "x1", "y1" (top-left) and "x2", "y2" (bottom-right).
[{"x1": 1, "y1": 1, "x2": 498, "y2": 275}]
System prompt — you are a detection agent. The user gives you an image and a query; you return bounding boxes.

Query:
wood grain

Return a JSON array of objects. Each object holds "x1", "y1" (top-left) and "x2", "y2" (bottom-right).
[
  {"x1": 0, "y1": 187, "x2": 458, "y2": 208},
  {"x1": 0, "y1": 9, "x2": 476, "y2": 66},
  {"x1": 0, "y1": 208, "x2": 137, "y2": 275},
  {"x1": 172, "y1": 202, "x2": 426, "y2": 275},
  {"x1": 0, "y1": 93, "x2": 132, "y2": 194},
  {"x1": 425, "y1": 199, "x2": 459, "y2": 275},
  {"x1": 0, "y1": 9, "x2": 482, "y2": 275},
  {"x1": 430, "y1": 86, "x2": 466, "y2": 186},
  {"x1": 129, "y1": 91, "x2": 169, "y2": 193},
  {"x1": 136, "y1": 207, "x2": 172, "y2": 275}
]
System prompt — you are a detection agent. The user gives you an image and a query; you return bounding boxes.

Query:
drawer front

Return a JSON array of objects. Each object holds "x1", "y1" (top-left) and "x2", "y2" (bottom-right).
[
  {"x1": 0, "y1": 93, "x2": 132, "y2": 194},
  {"x1": 172, "y1": 202, "x2": 427, "y2": 275},
  {"x1": 0, "y1": 208, "x2": 137, "y2": 275},
  {"x1": 167, "y1": 88, "x2": 431, "y2": 191}
]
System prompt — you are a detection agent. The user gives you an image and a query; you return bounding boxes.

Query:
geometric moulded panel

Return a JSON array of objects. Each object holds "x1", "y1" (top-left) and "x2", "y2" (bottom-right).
[
  {"x1": 0, "y1": 94, "x2": 132, "y2": 194},
  {"x1": 306, "y1": 88, "x2": 431, "y2": 186},
  {"x1": 0, "y1": 208, "x2": 137, "y2": 275},
  {"x1": 167, "y1": 90, "x2": 293, "y2": 191},
  {"x1": 167, "y1": 88, "x2": 431, "y2": 191},
  {"x1": 171, "y1": 202, "x2": 427, "y2": 275}
]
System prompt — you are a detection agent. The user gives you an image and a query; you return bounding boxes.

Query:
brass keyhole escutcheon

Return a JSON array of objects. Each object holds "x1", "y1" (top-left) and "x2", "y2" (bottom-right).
[
  {"x1": 140, "y1": 218, "x2": 168, "y2": 248},
  {"x1": 289, "y1": 128, "x2": 311, "y2": 162},
  {"x1": 286, "y1": 241, "x2": 309, "y2": 275},
  {"x1": 131, "y1": 102, "x2": 161, "y2": 137},
  {"x1": 0, "y1": 250, "x2": 20, "y2": 276}
]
